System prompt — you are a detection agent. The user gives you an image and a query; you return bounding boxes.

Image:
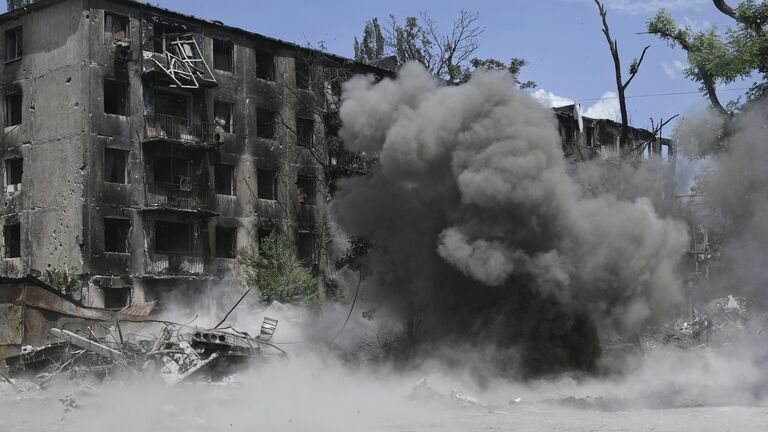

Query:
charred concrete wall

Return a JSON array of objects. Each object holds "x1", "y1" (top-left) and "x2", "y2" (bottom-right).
[{"x1": 0, "y1": 0, "x2": 89, "y2": 281}]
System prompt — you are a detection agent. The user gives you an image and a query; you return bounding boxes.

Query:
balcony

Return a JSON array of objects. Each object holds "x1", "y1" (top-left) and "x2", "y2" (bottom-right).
[
  {"x1": 144, "y1": 114, "x2": 218, "y2": 149},
  {"x1": 144, "y1": 182, "x2": 217, "y2": 215},
  {"x1": 146, "y1": 252, "x2": 208, "y2": 276}
]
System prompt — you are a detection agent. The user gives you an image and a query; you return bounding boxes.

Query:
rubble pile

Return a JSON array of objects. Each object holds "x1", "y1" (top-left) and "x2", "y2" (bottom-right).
[
  {"x1": 639, "y1": 295, "x2": 752, "y2": 352},
  {"x1": 1, "y1": 317, "x2": 284, "y2": 390}
]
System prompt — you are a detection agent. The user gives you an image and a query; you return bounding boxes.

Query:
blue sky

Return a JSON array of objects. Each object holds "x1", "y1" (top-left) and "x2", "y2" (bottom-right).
[{"x1": 10, "y1": 0, "x2": 752, "y2": 132}]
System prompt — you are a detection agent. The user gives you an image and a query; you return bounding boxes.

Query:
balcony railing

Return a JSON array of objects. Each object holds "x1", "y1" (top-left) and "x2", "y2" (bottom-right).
[
  {"x1": 144, "y1": 114, "x2": 215, "y2": 148},
  {"x1": 145, "y1": 181, "x2": 216, "y2": 213},
  {"x1": 147, "y1": 252, "x2": 207, "y2": 275}
]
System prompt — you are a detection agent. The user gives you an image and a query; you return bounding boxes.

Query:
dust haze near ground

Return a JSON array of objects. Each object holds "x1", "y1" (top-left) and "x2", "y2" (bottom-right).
[{"x1": 4, "y1": 66, "x2": 768, "y2": 430}]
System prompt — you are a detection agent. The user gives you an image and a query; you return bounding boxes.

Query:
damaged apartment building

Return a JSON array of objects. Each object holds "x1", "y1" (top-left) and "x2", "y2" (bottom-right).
[{"x1": 0, "y1": 0, "x2": 386, "y2": 309}]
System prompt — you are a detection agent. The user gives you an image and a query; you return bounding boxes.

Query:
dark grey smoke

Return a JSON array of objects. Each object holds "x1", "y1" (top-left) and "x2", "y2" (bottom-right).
[{"x1": 331, "y1": 64, "x2": 688, "y2": 375}]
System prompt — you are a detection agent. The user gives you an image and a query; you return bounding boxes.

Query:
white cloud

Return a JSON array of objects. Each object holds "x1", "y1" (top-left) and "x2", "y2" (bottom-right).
[
  {"x1": 661, "y1": 60, "x2": 685, "y2": 79},
  {"x1": 662, "y1": 63, "x2": 677, "y2": 79},
  {"x1": 583, "y1": 91, "x2": 621, "y2": 121},
  {"x1": 531, "y1": 89, "x2": 574, "y2": 108},
  {"x1": 570, "y1": 0, "x2": 707, "y2": 15}
]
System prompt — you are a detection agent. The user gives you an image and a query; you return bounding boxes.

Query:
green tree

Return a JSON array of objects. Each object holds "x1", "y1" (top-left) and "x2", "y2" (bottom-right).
[
  {"x1": 646, "y1": 0, "x2": 768, "y2": 115},
  {"x1": 355, "y1": 11, "x2": 535, "y2": 88},
  {"x1": 239, "y1": 232, "x2": 318, "y2": 304},
  {"x1": 354, "y1": 18, "x2": 386, "y2": 63}
]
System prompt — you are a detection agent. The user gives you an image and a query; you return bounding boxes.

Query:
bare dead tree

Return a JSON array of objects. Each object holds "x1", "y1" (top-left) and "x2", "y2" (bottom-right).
[
  {"x1": 630, "y1": 114, "x2": 679, "y2": 163},
  {"x1": 594, "y1": 0, "x2": 650, "y2": 154}
]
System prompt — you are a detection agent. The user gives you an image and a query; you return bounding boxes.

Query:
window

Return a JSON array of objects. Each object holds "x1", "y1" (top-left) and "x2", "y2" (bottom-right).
[
  {"x1": 153, "y1": 156, "x2": 189, "y2": 186},
  {"x1": 255, "y1": 51, "x2": 274, "y2": 81},
  {"x1": 215, "y1": 163, "x2": 235, "y2": 195},
  {"x1": 104, "y1": 218, "x2": 130, "y2": 253},
  {"x1": 104, "y1": 148, "x2": 128, "y2": 184},
  {"x1": 214, "y1": 101, "x2": 233, "y2": 133},
  {"x1": 257, "y1": 228, "x2": 272, "y2": 253},
  {"x1": 5, "y1": 158, "x2": 22, "y2": 192},
  {"x1": 256, "y1": 109, "x2": 275, "y2": 139},
  {"x1": 5, "y1": 27, "x2": 22, "y2": 62},
  {"x1": 213, "y1": 38, "x2": 234, "y2": 72},
  {"x1": 104, "y1": 13, "x2": 130, "y2": 42},
  {"x1": 4, "y1": 223, "x2": 20, "y2": 258},
  {"x1": 153, "y1": 23, "x2": 174, "y2": 53},
  {"x1": 104, "y1": 287, "x2": 130, "y2": 309},
  {"x1": 104, "y1": 79, "x2": 129, "y2": 116},
  {"x1": 296, "y1": 175, "x2": 315, "y2": 205},
  {"x1": 257, "y1": 168, "x2": 276, "y2": 200},
  {"x1": 155, "y1": 91, "x2": 188, "y2": 119},
  {"x1": 295, "y1": 60, "x2": 310, "y2": 90},
  {"x1": 297, "y1": 232, "x2": 314, "y2": 265},
  {"x1": 585, "y1": 125, "x2": 594, "y2": 147},
  {"x1": 296, "y1": 117, "x2": 314, "y2": 148},
  {"x1": 155, "y1": 221, "x2": 191, "y2": 254},
  {"x1": 215, "y1": 226, "x2": 236, "y2": 258},
  {"x1": 5, "y1": 92, "x2": 21, "y2": 127}
]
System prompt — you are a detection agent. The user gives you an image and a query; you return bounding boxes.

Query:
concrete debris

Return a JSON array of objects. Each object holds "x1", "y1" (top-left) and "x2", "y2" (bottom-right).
[
  {"x1": 2, "y1": 318, "x2": 284, "y2": 389},
  {"x1": 639, "y1": 294, "x2": 752, "y2": 352}
]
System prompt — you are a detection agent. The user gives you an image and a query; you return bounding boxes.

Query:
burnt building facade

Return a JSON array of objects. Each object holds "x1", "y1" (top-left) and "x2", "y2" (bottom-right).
[{"x1": 0, "y1": 0, "x2": 384, "y2": 308}]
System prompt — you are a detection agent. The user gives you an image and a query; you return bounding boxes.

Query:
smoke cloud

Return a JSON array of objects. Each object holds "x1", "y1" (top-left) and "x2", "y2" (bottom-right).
[{"x1": 332, "y1": 63, "x2": 688, "y2": 373}]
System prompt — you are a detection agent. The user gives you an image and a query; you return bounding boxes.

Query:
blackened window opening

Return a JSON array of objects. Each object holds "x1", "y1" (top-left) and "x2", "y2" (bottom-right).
[
  {"x1": 105, "y1": 13, "x2": 130, "y2": 41},
  {"x1": 5, "y1": 27, "x2": 22, "y2": 62},
  {"x1": 104, "y1": 218, "x2": 130, "y2": 253},
  {"x1": 153, "y1": 156, "x2": 189, "y2": 186},
  {"x1": 255, "y1": 51, "x2": 274, "y2": 81},
  {"x1": 214, "y1": 101, "x2": 232, "y2": 133},
  {"x1": 257, "y1": 169, "x2": 276, "y2": 200},
  {"x1": 256, "y1": 109, "x2": 275, "y2": 139},
  {"x1": 296, "y1": 117, "x2": 314, "y2": 148},
  {"x1": 5, "y1": 158, "x2": 22, "y2": 187},
  {"x1": 213, "y1": 38, "x2": 234, "y2": 72},
  {"x1": 295, "y1": 60, "x2": 310, "y2": 90},
  {"x1": 155, "y1": 221, "x2": 192, "y2": 254},
  {"x1": 104, "y1": 148, "x2": 128, "y2": 184},
  {"x1": 4, "y1": 223, "x2": 20, "y2": 258},
  {"x1": 297, "y1": 232, "x2": 314, "y2": 265},
  {"x1": 104, "y1": 79, "x2": 129, "y2": 116},
  {"x1": 104, "y1": 287, "x2": 130, "y2": 309},
  {"x1": 215, "y1": 226, "x2": 236, "y2": 258},
  {"x1": 5, "y1": 93, "x2": 21, "y2": 127},
  {"x1": 215, "y1": 163, "x2": 235, "y2": 195},
  {"x1": 297, "y1": 175, "x2": 315, "y2": 205}
]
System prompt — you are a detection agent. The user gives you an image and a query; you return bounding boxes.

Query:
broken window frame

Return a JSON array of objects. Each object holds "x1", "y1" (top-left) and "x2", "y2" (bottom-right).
[
  {"x1": 4, "y1": 158, "x2": 22, "y2": 192},
  {"x1": 215, "y1": 163, "x2": 235, "y2": 196},
  {"x1": 104, "y1": 148, "x2": 129, "y2": 184},
  {"x1": 5, "y1": 92, "x2": 21, "y2": 127},
  {"x1": 257, "y1": 168, "x2": 277, "y2": 200},
  {"x1": 256, "y1": 109, "x2": 275, "y2": 140},
  {"x1": 104, "y1": 217, "x2": 131, "y2": 253},
  {"x1": 214, "y1": 100, "x2": 233, "y2": 133},
  {"x1": 103, "y1": 287, "x2": 131, "y2": 309},
  {"x1": 296, "y1": 174, "x2": 315, "y2": 205},
  {"x1": 5, "y1": 26, "x2": 22, "y2": 63},
  {"x1": 295, "y1": 59, "x2": 310, "y2": 90},
  {"x1": 212, "y1": 38, "x2": 234, "y2": 73},
  {"x1": 152, "y1": 155, "x2": 191, "y2": 187},
  {"x1": 215, "y1": 226, "x2": 237, "y2": 259},
  {"x1": 296, "y1": 116, "x2": 314, "y2": 148},
  {"x1": 104, "y1": 12, "x2": 130, "y2": 42},
  {"x1": 154, "y1": 221, "x2": 193, "y2": 254},
  {"x1": 4, "y1": 222, "x2": 20, "y2": 258},
  {"x1": 103, "y1": 78, "x2": 129, "y2": 116},
  {"x1": 255, "y1": 50, "x2": 275, "y2": 81},
  {"x1": 296, "y1": 231, "x2": 315, "y2": 266}
]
